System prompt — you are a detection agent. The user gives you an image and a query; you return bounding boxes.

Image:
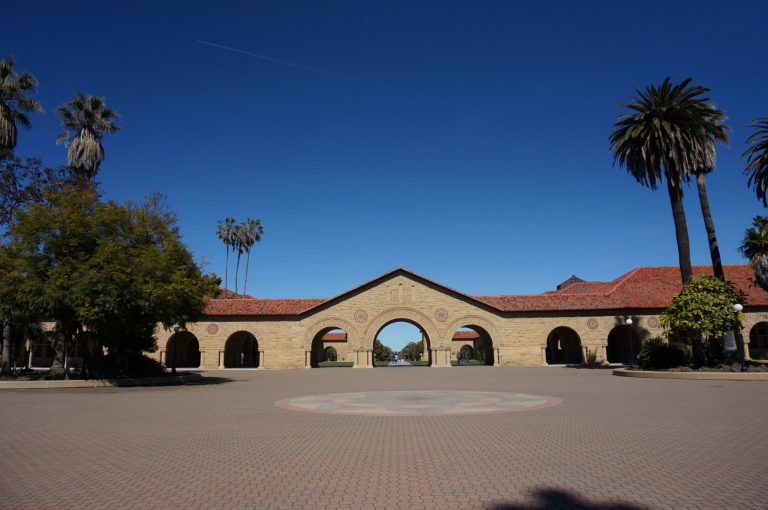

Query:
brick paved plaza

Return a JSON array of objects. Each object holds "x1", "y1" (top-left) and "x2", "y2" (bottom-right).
[{"x1": 1, "y1": 367, "x2": 766, "y2": 510}]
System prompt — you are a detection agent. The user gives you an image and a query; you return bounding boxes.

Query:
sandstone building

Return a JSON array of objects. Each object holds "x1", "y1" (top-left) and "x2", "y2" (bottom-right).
[{"x1": 149, "y1": 265, "x2": 768, "y2": 370}]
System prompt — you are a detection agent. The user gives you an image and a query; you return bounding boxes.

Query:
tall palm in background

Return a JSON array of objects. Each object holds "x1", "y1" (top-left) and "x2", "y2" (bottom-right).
[
  {"x1": 610, "y1": 77, "x2": 725, "y2": 284},
  {"x1": 56, "y1": 92, "x2": 119, "y2": 179},
  {"x1": 740, "y1": 216, "x2": 768, "y2": 291},
  {"x1": 232, "y1": 224, "x2": 245, "y2": 295},
  {"x1": 0, "y1": 57, "x2": 43, "y2": 152},
  {"x1": 216, "y1": 217, "x2": 236, "y2": 297},
  {"x1": 744, "y1": 118, "x2": 768, "y2": 206},
  {"x1": 242, "y1": 218, "x2": 264, "y2": 296}
]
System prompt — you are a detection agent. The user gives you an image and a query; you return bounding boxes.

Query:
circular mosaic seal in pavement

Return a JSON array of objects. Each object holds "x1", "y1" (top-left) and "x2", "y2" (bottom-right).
[{"x1": 275, "y1": 390, "x2": 562, "y2": 416}]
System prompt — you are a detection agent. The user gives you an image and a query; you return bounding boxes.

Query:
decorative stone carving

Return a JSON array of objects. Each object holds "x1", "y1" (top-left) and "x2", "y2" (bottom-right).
[
  {"x1": 354, "y1": 310, "x2": 368, "y2": 323},
  {"x1": 435, "y1": 308, "x2": 448, "y2": 322},
  {"x1": 586, "y1": 318, "x2": 598, "y2": 330},
  {"x1": 647, "y1": 317, "x2": 660, "y2": 328},
  {"x1": 207, "y1": 324, "x2": 218, "y2": 335}
]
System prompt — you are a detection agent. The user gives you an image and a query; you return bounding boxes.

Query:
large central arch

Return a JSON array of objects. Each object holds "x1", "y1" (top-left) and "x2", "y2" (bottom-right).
[{"x1": 364, "y1": 308, "x2": 446, "y2": 366}]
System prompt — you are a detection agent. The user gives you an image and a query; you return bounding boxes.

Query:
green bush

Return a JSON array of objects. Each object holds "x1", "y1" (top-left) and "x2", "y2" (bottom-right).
[{"x1": 636, "y1": 337, "x2": 692, "y2": 370}]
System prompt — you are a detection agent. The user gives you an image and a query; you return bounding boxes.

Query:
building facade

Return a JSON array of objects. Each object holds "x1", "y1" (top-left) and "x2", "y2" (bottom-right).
[{"x1": 149, "y1": 265, "x2": 768, "y2": 370}]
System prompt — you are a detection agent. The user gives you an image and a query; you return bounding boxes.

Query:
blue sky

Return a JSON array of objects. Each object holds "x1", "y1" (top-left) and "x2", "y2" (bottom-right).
[{"x1": 5, "y1": 1, "x2": 768, "y2": 348}]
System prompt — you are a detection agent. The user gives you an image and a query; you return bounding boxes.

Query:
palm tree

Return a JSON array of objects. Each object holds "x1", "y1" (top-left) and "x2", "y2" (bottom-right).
[
  {"x1": 690, "y1": 101, "x2": 729, "y2": 281},
  {"x1": 739, "y1": 216, "x2": 768, "y2": 290},
  {"x1": 216, "y1": 217, "x2": 236, "y2": 296},
  {"x1": 744, "y1": 118, "x2": 768, "y2": 205},
  {"x1": 232, "y1": 224, "x2": 245, "y2": 295},
  {"x1": 610, "y1": 77, "x2": 723, "y2": 284},
  {"x1": 0, "y1": 57, "x2": 43, "y2": 152},
  {"x1": 242, "y1": 218, "x2": 264, "y2": 296},
  {"x1": 56, "y1": 92, "x2": 119, "y2": 179}
]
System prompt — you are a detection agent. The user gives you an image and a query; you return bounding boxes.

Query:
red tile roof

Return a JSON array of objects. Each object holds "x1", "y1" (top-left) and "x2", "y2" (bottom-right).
[
  {"x1": 321, "y1": 332, "x2": 348, "y2": 342},
  {"x1": 203, "y1": 265, "x2": 765, "y2": 316},
  {"x1": 452, "y1": 330, "x2": 480, "y2": 340}
]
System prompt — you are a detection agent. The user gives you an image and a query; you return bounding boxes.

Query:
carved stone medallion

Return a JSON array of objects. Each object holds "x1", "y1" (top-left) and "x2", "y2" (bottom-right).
[
  {"x1": 586, "y1": 318, "x2": 599, "y2": 330},
  {"x1": 435, "y1": 308, "x2": 448, "y2": 322},
  {"x1": 207, "y1": 323, "x2": 219, "y2": 335},
  {"x1": 647, "y1": 317, "x2": 660, "y2": 328},
  {"x1": 354, "y1": 310, "x2": 368, "y2": 324}
]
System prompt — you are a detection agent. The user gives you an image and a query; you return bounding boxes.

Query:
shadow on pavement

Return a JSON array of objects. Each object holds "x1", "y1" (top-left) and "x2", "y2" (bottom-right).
[{"x1": 491, "y1": 488, "x2": 646, "y2": 510}]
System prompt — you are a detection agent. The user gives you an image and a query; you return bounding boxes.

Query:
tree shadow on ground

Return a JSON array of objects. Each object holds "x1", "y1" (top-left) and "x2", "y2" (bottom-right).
[
  {"x1": 111, "y1": 375, "x2": 234, "y2": 387},
  {"x1": 491, "y1": 488, "x2": 647, "y2": 510}
]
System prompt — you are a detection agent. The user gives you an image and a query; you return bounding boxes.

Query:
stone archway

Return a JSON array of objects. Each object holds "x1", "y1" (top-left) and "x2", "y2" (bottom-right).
[
  {"x1": 606, "y1": 325, "x2": 642, "y2": 365},
  {"x1": 304, "y1": 318, "x2": 357, "y2": 368},
  {"x1": 166, "y1": 331, "x2": 200, "y2": 369},
  {"x1": 224, "y1": 331, "x2": 259, "y2": 368},
  {"x1": 445, "y1": 316, "x2": 499, "y2": 366},
  {"x1": 545, "y1": 327, "x2": 583, "y2": 365},
  {"x1": 749, "y1": 322, "x2": 768, "y2": 360},
  {"x1": 364, "y1": 308, "x2": 444, "y2": 367}
]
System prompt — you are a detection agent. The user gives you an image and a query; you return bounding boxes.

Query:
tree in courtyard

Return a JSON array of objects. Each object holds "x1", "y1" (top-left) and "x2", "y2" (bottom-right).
[
  {"x1": 56, "y1": 92, "x2": 119, "y2": 180},
  {"x1": 610, "y1": 78, "x2": 728, "y2": 283},
  {"x1": 373, "y1": 338, "x2": 392, "y2": 360},
  {"x1": 0, "y1": 57, "x2": 43, "y2": 153},
  {"x1": 743, "y1": 118, "x2": 768, "y2": 206},
  {"x1": 0, "y1": 155, "x2": 68, "y2": 374},
  {"x1": 660, "y1": 276, "x2": 743, "y2": 368},
  {"x1": 216, "y1": 217, "x2": 236, "y2": 296},
  {"x1": 739, "y1": 216, "x2": 768, "y2": 291},
  {"x1": 0, "y1": 183, "x2": 219, "y2": 378},
  {"x1": 241, "y1": 218, "x2": 264, "y2": 296}
]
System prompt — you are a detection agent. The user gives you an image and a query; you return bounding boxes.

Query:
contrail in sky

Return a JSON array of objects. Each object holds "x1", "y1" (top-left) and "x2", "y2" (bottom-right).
[{"x1": 197, "y1": 39, "x2": 400, "y2": 91}]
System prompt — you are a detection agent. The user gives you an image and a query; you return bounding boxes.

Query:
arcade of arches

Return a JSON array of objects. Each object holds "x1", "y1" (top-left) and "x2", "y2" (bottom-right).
[{"x1": 143, "y1": 266, "x2": 766, "y2": 370}]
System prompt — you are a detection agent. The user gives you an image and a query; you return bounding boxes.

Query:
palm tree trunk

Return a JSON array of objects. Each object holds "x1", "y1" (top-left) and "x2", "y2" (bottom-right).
[
  {"x1": 224, "y1": 247, "x2": 229, "y2": 298},
  {"x1": 666, "y1": 180, "x2": 693, "y2": 284},
  {"x1": 695, "y1": 172, "x2": 725, "y2": 280},
  {"x1": 235, "y1": 252, "x2": 241, "y2": 295},
  {"x1": 244, "y1": 251, "x2": 251, "y2": 296}
]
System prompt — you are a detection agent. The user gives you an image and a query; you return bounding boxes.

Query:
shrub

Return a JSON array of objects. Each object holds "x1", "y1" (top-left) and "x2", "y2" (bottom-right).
[{"x1": 636, "y1": 337, "x2": 692, "y2": 370}]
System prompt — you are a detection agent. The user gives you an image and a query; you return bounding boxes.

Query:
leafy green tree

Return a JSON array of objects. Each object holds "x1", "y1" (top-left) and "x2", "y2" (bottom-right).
[
  {"x1": 610, "y1": 78, "x2": 726, "y2": 283},
  {"x1": 0, "y1": 57, "x2": 43, "y2": 152},
  {"x1": 399, "y1": 340, "x2": 423, "y2": 361},
  {"x1": 0, "y1": 184, "x2": 219, "y2": 378},
  {"x1": 56, "y1": 92, "x2": 119, "y2": 180},
  {"x1": 216, "y1": 217, "x2": 236, "y2": 296},
  {"x1": 242, "y1": 218, "x2": 264, "y2": 296},
  {"x1": 373, "y1": 338, "x2": 392, "y2": 360},
  {"x1": 743, "y1": 118, "x2": 768, "y2": 205},
  {"x1": 740, "y1": 216, "x2": 768, "y2": 290},
  {"x1": 660, "y1": 276, "x2": 743, "y2": 368}
]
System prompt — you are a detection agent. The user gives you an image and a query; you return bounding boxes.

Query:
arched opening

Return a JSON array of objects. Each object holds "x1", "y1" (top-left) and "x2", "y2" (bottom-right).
[
  {"x1": 749, "y1": 322, "x2": 768, "y2": 360},
  {"x1": 606, "y1": 325, "x2": 642, "y2": 365},
  {"x1": 323, "y1": 346, "x2": 338, "y2": 362},
  {"x1": 166, "y1": 331, "x2": 200, "y2": 369},
  {"x1": 375, "y1": 320, "x2": 430, "y2": 366},
  {"x1": 310, "y1": 328, "x2": 350, "y2": 367},
  {"x1": 451, "y1": 326, "x2": 494, "y2": 365},
  {"x1": 546, "y1": 327, "x2": 583, "y2": 365},
  {"x1": 224, "y1": 331, "x2": 259, "y2": 368}
]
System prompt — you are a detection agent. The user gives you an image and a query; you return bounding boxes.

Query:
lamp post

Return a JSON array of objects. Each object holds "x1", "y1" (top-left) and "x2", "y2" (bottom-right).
[
  {"x1": 733, "y1": 304, "x2": 747, "y2": 372},
  {"x1": 171, "y1": 324, "x2": 180, "y2": 375},
  {"x1": 625, "y1": 318, "x2": 634, "y2": 369}
]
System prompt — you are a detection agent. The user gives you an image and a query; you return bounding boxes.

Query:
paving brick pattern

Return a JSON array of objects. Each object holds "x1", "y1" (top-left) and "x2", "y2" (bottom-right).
[{"x1": 1, "y1": 367, "x2": 766, "y2": 509}]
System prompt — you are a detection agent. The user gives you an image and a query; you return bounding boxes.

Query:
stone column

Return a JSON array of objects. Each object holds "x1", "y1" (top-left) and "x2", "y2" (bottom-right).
[
  {"x1": 160, "y1": 350, "x2": 166, "y2": 366},
  {"x1": 541, "y1": 345, "x2": 547, "y2": 366},
  {"x1": 493, "y1": 347, "x2": 501, "y2": 366},
  {"x1": 259, "y1": 349, "x2": 265, "y2": 369},
  {"x1": 218, "y1": 350, "x2": 225, "y2": 369},
  {"x1": 305, "y1": 350, "x2": 312, "y2": 368},
  {"x1": 199, "y1": 350, "x2": 205, "y2": 369},
  {"x1": 582, "y1": 346, "x2": 588, "y2": 365}
]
